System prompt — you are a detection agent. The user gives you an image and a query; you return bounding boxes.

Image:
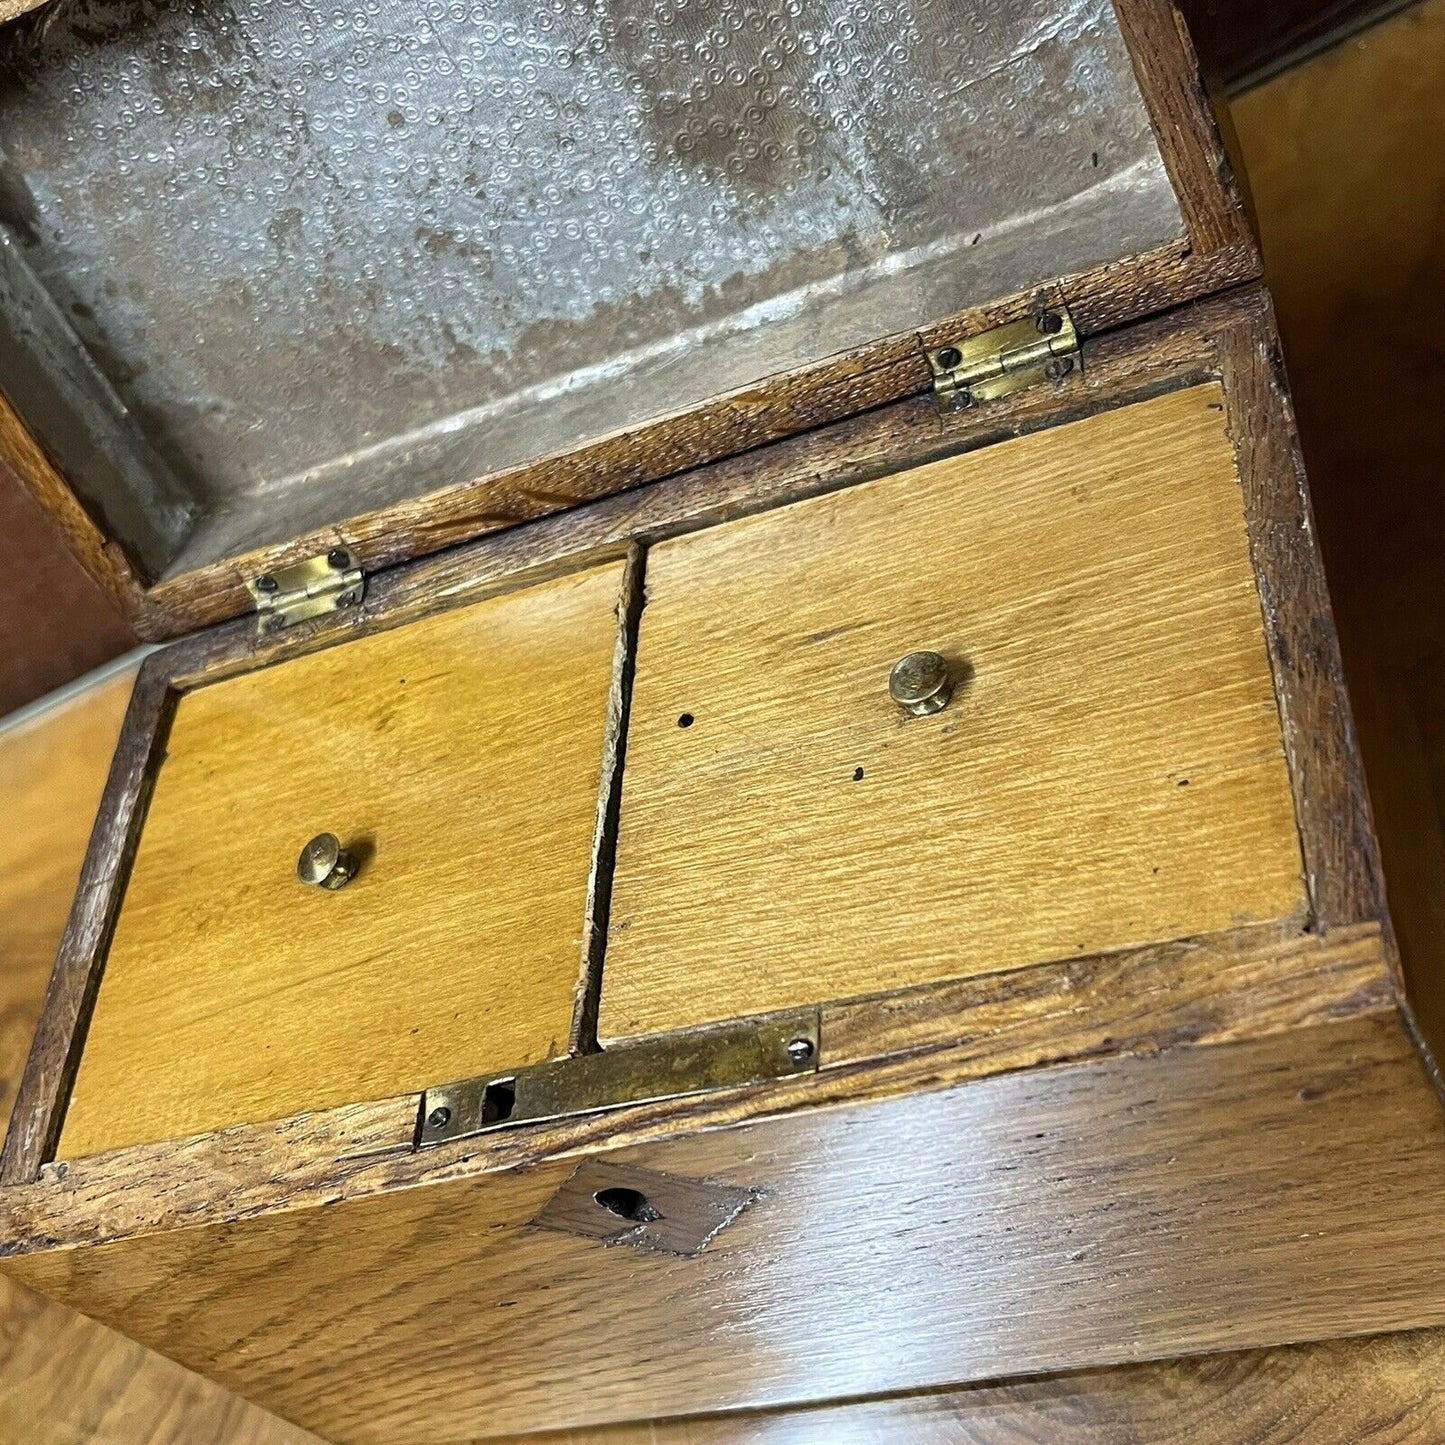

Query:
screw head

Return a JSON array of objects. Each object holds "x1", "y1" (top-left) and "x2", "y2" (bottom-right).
[
  {"x1": 935, "y1": 345, "x2": 962, "y2": 370},
  {"x1": 297, "y1": 832, "x2": 358, "y2": 890},
  {"x1": 1036, "y1": 308, "x2": 1064, "y2": 336},
  {"x1": 786, "y1": 1036, "x2": 815, "y2": 1065},
  {"x1": 889, "y1": 650, "x2": 954, "y2": 717},
  {"x1": 426, "y1": 1105, "x2": 452, "y2": 1131},
  {"x1": 255, "y1": 574, "x2": 279, "y2": 594},
  {"x1": 327, "y1": 547, "x2": 352, "y2": 570}
]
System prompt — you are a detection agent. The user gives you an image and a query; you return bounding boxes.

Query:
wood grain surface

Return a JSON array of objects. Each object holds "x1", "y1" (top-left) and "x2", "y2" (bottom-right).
[
  {"x1": 0, "y1": 288, "x2": 1236, "y2": 1186},
  {"x1": 602, "y1": 384, "x2": 1307, "y2": 1040},
  {"x1": 58, "y1": 562, "x2": 627, "y2": 1159},
  {"x1": 488, "y1": 1326, "x2": 1445, "y2": 1443},
  {"x1": 11, "y1": 1012, "x2": 1445, "y2": 1443},
  {"x1": 0, "y1": 922, "x2": 1391, "y2": 1253},
  {"x1": 0, "y1": 666, "x2": 319, "y2": 1445}
]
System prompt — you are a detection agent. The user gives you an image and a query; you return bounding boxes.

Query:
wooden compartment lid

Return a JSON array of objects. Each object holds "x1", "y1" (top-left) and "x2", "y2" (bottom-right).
[{"x1": 0, "y1": 0, "x2": 1253, "y2": 639}]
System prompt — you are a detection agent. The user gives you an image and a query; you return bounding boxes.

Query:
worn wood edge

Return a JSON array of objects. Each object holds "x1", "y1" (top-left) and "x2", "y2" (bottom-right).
[
  {"x1": 0, "y1": 388, "x2": 162, "y2": 637},
  {"x1": 822, "y1": 919, "x2": 1385, "y2": 1068},
  {"x1": 569, "y1": 542, "x2": 645, "y2": 1057},
  {"x1": 0, "y1": 920, "x2": 1393, "y2": 1256},
  {"x1": 1114, "y1": 0, "x2": 1258, "y2": 257},
  {"x1": 0, "y1": 654, "x2": 176, "y2": 1184},
  {"x1": 1217, "y1": 289, "x2": 1389, "y2": 943}
]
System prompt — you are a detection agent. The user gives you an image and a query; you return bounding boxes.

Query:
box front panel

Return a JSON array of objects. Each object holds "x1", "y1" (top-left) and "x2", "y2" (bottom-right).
[
  {"x1": 56, "y1": 561, "x2": 626, "y2": 1159},
  {"x1": 601, "y1": 384, "x2": 1308, "y2": 1041}
]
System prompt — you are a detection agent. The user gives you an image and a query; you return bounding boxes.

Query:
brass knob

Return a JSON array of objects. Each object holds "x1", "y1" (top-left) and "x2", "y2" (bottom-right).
[
  {"x1": 297, "y1": 833, "x2": 357, "y2": 890},
  {"x1": 889, "y1": 651, "x2": 953, "y2": 717}
]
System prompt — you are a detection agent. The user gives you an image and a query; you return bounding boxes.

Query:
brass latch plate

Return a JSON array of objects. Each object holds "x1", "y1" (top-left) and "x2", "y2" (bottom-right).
[
  {"x1": 926, "y1": 302, "x2": 1079, "y2": 412},
  {"x1": 417, "y1": 1009, "x2": 821, "y2": 1148},
  {"x1": 245, "y1": 547, "x2": 365, "y2": 634}
]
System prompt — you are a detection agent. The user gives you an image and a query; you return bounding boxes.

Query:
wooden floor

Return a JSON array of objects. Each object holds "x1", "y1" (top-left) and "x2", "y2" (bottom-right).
[{"x1": 3, "y1": 2, "x2": 1445, "y2": 1439}]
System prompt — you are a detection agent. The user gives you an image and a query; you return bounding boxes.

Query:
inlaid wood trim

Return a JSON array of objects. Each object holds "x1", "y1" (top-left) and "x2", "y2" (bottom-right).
[{"x1": 0, "y1": 921, "x2": 1392, "y2": 1253}]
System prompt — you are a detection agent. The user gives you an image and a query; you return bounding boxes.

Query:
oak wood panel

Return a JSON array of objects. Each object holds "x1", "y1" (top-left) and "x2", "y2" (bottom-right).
[
  {"x1": 0, "y1": 1277, "x2": 322, "y2": 1445},
  {"x1": 823, "y1": 920, "x2": 1388, "y2": 1071},
  {"x1": 488, "y1": 1326, "x2": 1445, "y2": 1444},
  {"x1": 602, "y1": 384, "x2": 1308, "y2": 1040},
  {"x1": 10, "y1": 1013, "x2": 1445, "y2": 1443},
  {"x1": 1219, "y1": 294, "x2": 1387, "y2": 939},
  {"x1": 57, "y1": 561, "x2": 627, "y2": 1160},
  {"x1": 0, "y1": 923, "x2": 1390, "y2": 1252},
  {"x1": 0, "y1": 666, "x2": 319, "y2": 1445}
]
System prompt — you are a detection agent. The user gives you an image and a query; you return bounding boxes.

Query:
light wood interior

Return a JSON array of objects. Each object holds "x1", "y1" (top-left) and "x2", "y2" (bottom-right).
[
  {"x1": 57, "y1": 563, "x2": 627, "y2": 1160},
  {"x1": 601, "y1": 384, "x2": 1307, "y2": 1041}
]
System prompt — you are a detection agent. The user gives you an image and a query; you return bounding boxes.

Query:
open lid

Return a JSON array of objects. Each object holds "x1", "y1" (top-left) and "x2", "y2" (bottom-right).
[{"x1": 0, "y1": 0, "x2": 1253, "y2": 638}]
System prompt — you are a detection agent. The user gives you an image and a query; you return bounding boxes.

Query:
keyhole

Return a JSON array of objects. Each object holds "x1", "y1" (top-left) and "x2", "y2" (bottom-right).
[{"x1": 594, "y1": 1187, "x2": 662, "y2": 1224}]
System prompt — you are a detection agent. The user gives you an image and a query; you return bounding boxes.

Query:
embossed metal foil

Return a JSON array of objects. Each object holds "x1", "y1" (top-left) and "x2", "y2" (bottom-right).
[{"x1": 0, "y1": 0, "x2": 1181, "y2": 575}]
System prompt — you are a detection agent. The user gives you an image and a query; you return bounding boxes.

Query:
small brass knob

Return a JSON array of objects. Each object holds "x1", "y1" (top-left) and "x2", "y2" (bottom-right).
[
  {"x1": 297, "y1": 833, "x2": 357, "y2": 890},
  {"x1": 889, "y1": 651, "x2": 953, "y2": 717}
]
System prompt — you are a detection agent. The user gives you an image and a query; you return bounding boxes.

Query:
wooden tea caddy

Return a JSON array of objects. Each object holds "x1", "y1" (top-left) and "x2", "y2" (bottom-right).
[{"x1": 3, "y1": 0, "x2": 1445, "y2": 1440}]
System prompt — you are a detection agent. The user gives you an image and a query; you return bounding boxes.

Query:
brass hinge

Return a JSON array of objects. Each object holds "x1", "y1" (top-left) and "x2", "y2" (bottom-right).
[
  {"x1": 926, "y1": 302, "x2": 1080, "y2": 413},
  {"x1": 244, "y1": 547, "x2": 366, "y2": 635},
  {"x1": 417, "y1": 1009, "x2": 821, "y2": 1148}
]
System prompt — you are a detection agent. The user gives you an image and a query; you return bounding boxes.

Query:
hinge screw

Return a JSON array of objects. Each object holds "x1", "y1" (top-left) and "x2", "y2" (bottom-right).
[
  {"x1": 1036, "y1": 309, "x2": 1064, "y2": 335},
  {"x1": 327, "y1": 547, "x2": 352, "y2": 570},
  {"x1": 426, "y1": 1106, "x2": 452, "y2": 1131},
  {"x1": 786, "y1": 1036, "x2": 815, "y2": 1065},
  {"x1": 255, "y1": 573, "x2": 279, "y2": 593},
  {"x1": 935, "y1": 345, "x2": 962, "y2": 369}
]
